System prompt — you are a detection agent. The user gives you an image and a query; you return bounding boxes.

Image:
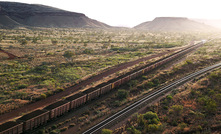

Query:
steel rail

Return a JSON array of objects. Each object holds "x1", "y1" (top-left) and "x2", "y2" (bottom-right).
[{"x1": 83, "y1": 62, "x2": 221, "y2": 134}]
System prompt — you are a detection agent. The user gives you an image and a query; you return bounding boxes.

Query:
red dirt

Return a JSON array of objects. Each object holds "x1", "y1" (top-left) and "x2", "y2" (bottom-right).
[
  {"x1": 0, "y1": 49, "x2": 19, "y2": 60},
  {"x1": 0, "y1": 49, "x2": 177, "y2": 124}
]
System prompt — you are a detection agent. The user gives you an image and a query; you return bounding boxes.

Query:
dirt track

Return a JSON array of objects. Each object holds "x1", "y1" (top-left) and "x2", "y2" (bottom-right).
[
  {"x1": 0, "y1": 50, "x2": 177, "y2": 124},
  {"x1": 0, "y1": 49, "x2": 19, "y2": 59}
]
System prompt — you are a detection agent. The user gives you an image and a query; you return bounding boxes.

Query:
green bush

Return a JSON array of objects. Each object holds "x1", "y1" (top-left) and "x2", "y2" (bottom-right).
[
  {"x1": 198, "y1": 96, "x2": 217, "y2": 114},
  {"x1": 101, "y1": 129, "x2": 112, "y2": 134},
  {"x1": 51, "y1": 124, "x2": 57, "y2": 129},
  {"x1": 146, "y1": 81, "x2": 154, "y2": 88},
  {"x1": 128, "y1": 80, "x2": 138, "y2": 88},
  {"x1": 147, "y1": 124, "x2": 159, "y2": 132},
  {"x1": 63, "y1": 50, "x2": 75, "y2": 60},
  {"x1": 33, "y1": 65, "x2": 50, "y2": 74},
  {"x1": 166, "y1": 95, "x2": 173, "y2": 100},
  {"x1": 83, "y1": 48, "x2": 94, "y2": 54},
  {"x1": 60, "y1": 127, "x2": 68, "y2": 132},
  {"x1": 20, "y1": 39, "x2": 28, "y2": 45},
  {"x1": 179, "y1": 122, "x2": 187, "y2": 131},
  {"x1": 127, "y1": 126, "x2": 141, "y2": 134},
  {"x1": 117, "y1": 89, "x2": 129, "y2": 100},
  {"x1": 169, "y1": 105, "x2": 183, "y2": 116},
  {"x1": 40, "y1": 93, "x2": 47, "y2": 99},
  {"x1": 18, "y1": 84, "x2": 28, "y2": 89},
  {"x1": 143, "y1": 111, "x2": 159, "y2": 121}
]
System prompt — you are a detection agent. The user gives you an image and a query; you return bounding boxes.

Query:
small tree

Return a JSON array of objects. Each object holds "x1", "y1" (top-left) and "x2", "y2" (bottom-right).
[
  {"x1": 101, "y1": 129, "x2": 112, "y2": 134},
  {"x1": 32, "y1": 37, "x2": 38, "y2": 43},
  {"x1": 63, "y1": 50, "x2": 75, "y2": 62},
  {"x1": 83, "y1": 48, "x2": 94, "y2": 54},
  {"x1": 169, "y1": 105, "x2": 183, "y2": 116},
  {"x1": 127, "y1": 126, "x2": 141, "y2": 134},
  {"x1": 51, "y1": 39, "x2": 58, "y2": 45},
  {"x1": 117, "y1": 89, "x2": 128, "y2": 100},
  {"x1": 20, "y1": 39, "x2": 28, "y2": 45},
  {"x1": 40, "y1": 93, "x2": 47, "y2": 99}
]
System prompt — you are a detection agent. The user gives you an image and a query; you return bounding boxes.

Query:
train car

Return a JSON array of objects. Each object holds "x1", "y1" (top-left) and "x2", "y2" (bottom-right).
[
  {"x1": 144, "y1": 66, "x2": 150, "y2": 73},
  {"x1": 149, "y1": 65, "x2": 154, "y2": 70},
  {"x1": 0, "y1": 121, "x2": 23, "y2": 134},
  {"x1": 130, "y1": 72, "x2": 137, "y2": 80},
  {"x1": 17, "y1": 110, "x2": 49, "y2": 131},
  {"x1": 137, "y1": 70, "x2": 144, "y2": 76},
  {"x1": 44, "y1": 100, "x2": 70, "y2": 119},
  {"x1": 100, "y1": 83, "x2": 112, "y2": 95},
  {"x1": 65, "y1": 92, "x2": 87, "y2": 109},
  {"x1": 121, "y1": 75, "x2": 131, "y2": 84},
  {"x1": 110, "y1": 78, "x2": 122, "y2": 89},
  {"x1": 83, "y1": 87, "x2": 101, "y2": 101}
]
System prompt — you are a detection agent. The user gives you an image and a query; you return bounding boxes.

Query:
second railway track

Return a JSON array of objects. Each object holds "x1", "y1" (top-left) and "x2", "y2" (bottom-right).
[{"x1": 83, "y1": 62, "x2": 221, "y2": 134}]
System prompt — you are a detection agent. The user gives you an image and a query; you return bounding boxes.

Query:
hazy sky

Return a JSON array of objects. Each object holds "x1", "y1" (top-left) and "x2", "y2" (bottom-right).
[{"x1": 1, "y1": 0, "x2": 221, "y2": 27}]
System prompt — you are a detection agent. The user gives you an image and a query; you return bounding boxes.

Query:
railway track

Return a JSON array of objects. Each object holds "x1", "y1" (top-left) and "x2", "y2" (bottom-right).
[
  {"x1": 0, "y1": 47, "x2": 179, "y2": 123},
  {"x1": 0, "y1": 40, "x2": 209, "y2": 133},
  {"x1": 83, "y1": 62, "x2": 221, "y2": 134}
]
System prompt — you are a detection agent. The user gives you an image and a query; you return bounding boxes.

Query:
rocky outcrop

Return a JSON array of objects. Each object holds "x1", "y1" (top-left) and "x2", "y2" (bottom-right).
[
  {"x1": 0, "y1": 2, "x2": 111, "y2": 28},
  {"x1": 134, "y1": 17, "x2": 215, "y2": 31}
]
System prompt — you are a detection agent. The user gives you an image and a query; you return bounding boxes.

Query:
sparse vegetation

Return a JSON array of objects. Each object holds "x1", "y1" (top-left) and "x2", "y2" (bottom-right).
[
  {"x1": 1, "y1": 28, "x2": 211, "y2": 114},
  {"x1": 102, "y1": 129, "x2": 113, "y2": 134},
  {"x1": 111, "y1": 37, "x2": 221, "y2": 134},
  {"x1": 0, "y1": 27, "x2": 221, "y2": 134}
]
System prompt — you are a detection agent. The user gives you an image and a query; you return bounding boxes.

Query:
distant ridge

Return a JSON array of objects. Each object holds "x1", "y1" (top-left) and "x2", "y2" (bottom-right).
[
  {"x1": 192, "y1": 19, "x2": 221, "y2": 29},
  {"x1": 134, "y1": 17, "x2": 216, "y2": 31},
  {"x1": 0, "y1": 2, "x2": 111, "y2": 28}
]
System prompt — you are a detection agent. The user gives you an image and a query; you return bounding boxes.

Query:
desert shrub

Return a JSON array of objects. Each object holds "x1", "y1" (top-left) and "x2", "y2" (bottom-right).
[
  {"x1": 179, "y1": 122, "x2": 187, "y2": 131},
  {"x1": 83, "y1": 48, "x2": 94, "y2": 54},
  {"x1": 184, "y1": 60, "x2": 193, "y2": 65},
  {"x1": 32, "y1": 37, "x2": 38, "y2": 43},
  {"x1": 142, "y1": 75, "x2": 148, "y2": 80},
  {"x1": 170, "y1": 120, "x2": 178, "y2": 126},
  {"x1": 20, "y1": 39, "x2": 28, "y2": 45},
  {"x1": 69, "y1": 123, "x2": 75, "y2": 127},
  {"x1": 47, "y1": 52, "x2": 54, "y2": 55},
  {"x1": 128, "y1": 80, "x2": 138, "y2": 88},
  {"x1": 50, "y1": 130, "x2": 60, "y2": 134},
  {"x1": 51, "y1": 124, "x2": 57, "y2": 129},
  {"x1": 101, "y1": 129, "x2": 112, "y2": 134},
  {"x1": 117, "y1": 89, "x2": 128, "y2": 100},
  {"x1": 56, "y1": 87, "x2": 65, "y2": 92},
  {"x1": 137, "y1": 114, "x2": 145, "y2": 127},
  {"x1": 153, "y1": 79, "x2": 160, "y2": 86},
  {"x1": 143, "y1": 111, "x2": 160, "y2": 125},
  {"x1": 60, "y1": 127, "x2": 68, "y2": 132},
  {"x1": 198, "y1": 96, "x2": 217, "y2": 114},
  {"x1": 169, "y1": 105, "x2": 183, "y2": 116},
  {"x1": 54, "y1": 68, "x2": 80, "y2": 82},
  {"x1": 166, "y1": 95, "x2": 173, "y2": 100},
  {"x1": 111, "y1": 46, "x2": 138, "y2": 52},
  {"x1": 51, "y1": 39, "x2": 58, "y2": 45},
  {"x1": 147, "y1": 124, "x2": 159, "y2": 132},
  {"x1": 143, "y1": 111, "x2": 159, "y2": 120},
  {"x1": 146, "y1": 81, "x2": 154, "y2": 88},
  {"x1": 40, "y1": 93, "x2": 47, "y2": 99},
  {"x1": 127, "y1": 126, "x2": 141, "y2": 134},
  {"x1": 38, "y1": 129, "x2": 45, "y2": 134},
  {"x1": 63, "y1": 50, "x2": 75, "y2": 60},
  {"x1": 17, "y1": 84, "x2": 28, "y2": 89},
  {"x1": 33, "y1": 65, "x2": 50, "y2": 74},
  {"x1": 113, "y1": 100, "x2": 121, "y2": 107}
]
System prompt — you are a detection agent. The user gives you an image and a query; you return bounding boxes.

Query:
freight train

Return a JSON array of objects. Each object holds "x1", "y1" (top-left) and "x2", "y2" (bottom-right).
[{"x1": 0, "y1": 41, "x2": 205, "y2": 134}]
